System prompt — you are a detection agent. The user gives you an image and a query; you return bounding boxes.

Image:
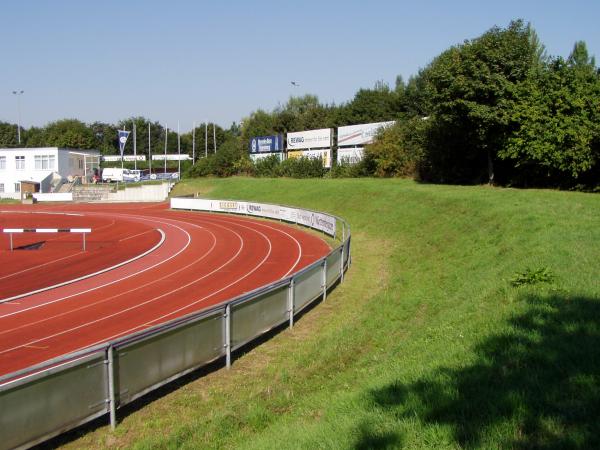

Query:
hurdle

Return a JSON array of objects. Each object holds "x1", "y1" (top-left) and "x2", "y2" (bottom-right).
[{"x1": 3, "y1": 228, "x2": 92, "y2": 251}]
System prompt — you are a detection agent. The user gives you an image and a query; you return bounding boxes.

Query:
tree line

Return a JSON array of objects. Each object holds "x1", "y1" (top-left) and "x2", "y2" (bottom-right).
[{"x1": 2, "y1": 20, "x2": 598, "y2": 189}]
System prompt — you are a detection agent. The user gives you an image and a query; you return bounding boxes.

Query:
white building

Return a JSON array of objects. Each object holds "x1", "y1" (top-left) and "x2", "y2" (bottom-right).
[{"x1": 0, "y1": 147, "x2": 101, "y2": 199}]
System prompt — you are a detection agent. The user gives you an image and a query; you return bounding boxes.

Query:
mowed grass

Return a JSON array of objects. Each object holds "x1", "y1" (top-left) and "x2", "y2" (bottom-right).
[{"x1": 64, "y1": 178, "x2": 600, "y2": 449}]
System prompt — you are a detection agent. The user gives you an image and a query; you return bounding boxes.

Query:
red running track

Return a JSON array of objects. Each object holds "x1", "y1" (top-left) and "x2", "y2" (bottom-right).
[{"x1": 0, "y1": 202, "x2": 330, "y2": 376}]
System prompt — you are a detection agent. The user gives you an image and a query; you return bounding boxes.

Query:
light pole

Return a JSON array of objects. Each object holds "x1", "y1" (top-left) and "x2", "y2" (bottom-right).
[{"x1": 12, "y1": 90, "x2": 24, "y2": 145}]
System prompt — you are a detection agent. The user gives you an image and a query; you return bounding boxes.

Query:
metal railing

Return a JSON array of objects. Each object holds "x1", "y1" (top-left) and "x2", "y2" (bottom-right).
[{"x1": 0, "y1": 198, "x2": 350, "y2": 450}]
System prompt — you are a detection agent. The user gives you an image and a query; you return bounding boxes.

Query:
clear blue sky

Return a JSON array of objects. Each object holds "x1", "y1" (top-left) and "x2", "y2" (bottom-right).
[{"x1": 1, "y1": 0, "x2": 598, "y2": 132}]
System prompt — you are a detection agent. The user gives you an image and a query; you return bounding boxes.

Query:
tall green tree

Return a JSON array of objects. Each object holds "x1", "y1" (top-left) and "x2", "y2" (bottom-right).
[
  {"x1": 0, "y1": 122, "x2": 18, "y2": 147},
  {"x1": 415, "y1": 20, "x2": 541, "y2": 184},
  {"x1": 499, "y1": 55, "x2": 600, "y2": 185}
]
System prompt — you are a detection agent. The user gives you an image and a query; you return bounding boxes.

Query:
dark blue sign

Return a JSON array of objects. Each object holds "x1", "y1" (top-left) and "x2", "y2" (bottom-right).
[{"x1": 249, "y1": 135, "x2": 283, "y2": 153}]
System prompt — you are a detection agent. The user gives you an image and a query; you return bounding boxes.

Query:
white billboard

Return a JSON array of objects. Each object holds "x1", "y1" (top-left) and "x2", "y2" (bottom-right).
[
  {"x1": 151, "y1": 154, "x2": 191, "y2": 161},
  {"x1": 287, "y1": 128, "x2": 332, "y2": 150},
  {"x1": 102, "y1": 155, "x2": 146, "y2": 162},
  {"x1": 337, "y1": 148, "x2": 364, "y2": 164},
  {"x1": 170, "y1": 198, "x2": 337, "y2": 237},
  {"x1": 337, "y1": 121, "x2": 395, "y2": 147},
  {"x1": 250, "y1": 153, "x2": 283, "y2": 162}
]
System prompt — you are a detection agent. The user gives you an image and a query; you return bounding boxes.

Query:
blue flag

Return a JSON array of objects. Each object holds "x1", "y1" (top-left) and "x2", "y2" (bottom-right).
[{"x1": 118, "y1": 130, "x2": 131, "y2": 156}]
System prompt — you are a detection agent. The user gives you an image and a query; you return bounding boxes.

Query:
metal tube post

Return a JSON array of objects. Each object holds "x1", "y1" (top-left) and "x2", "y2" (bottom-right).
[
  {"x1": 107, "y1": 346, "x2": 117, "y2": 430},
  {"x1": 225, "y1": 304, "x2": 231, "y2": 368},
  {"x1": 324, "y1": 259, "x2": 328, "y2": 296},
  {"x1": 340, "y1": 246, "x2": 345, "y2": 283},
  {"x1": 288, "y1": 279, "x2": 295, "y2": 329},
  {"x1": 9, "y1": 233, "x2": 13, "y2": 251},
  {"x1": 82, "y1": 233, "x2": 86, "y2": 251}
]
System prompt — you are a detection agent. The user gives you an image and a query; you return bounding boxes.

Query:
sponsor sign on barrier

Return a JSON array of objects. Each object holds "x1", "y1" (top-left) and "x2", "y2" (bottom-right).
[
  {"x1": 170, "y1": 198, "x2": 337, "y2": 237},
  {"x1": 287, "y1": 128, "x2": 332, "y2": 150},
  {"x1": 337, "y1": 121, "x2": 395, "y2": 147}
]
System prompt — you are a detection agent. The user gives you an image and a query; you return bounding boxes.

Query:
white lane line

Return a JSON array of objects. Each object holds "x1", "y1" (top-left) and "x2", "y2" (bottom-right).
[
  {"x1": 0, "y1": 251, "x2": 84, "y2": 281},
  {"x1": 119, "y1": 229, "x2": 155, "y2": 242},
  {"x1": 0, "y1": 227, "x2": 217, "y2": 337},
  {"x1": 0, "y1": 222, "x2": 247, "y2": 355},
  {"x1": 194, "y1": 213, "x2": 303, "y2": 278},
  {"x1": 108, "y1": 220, "x2": 274, "y2": 334},
  {"x1": 0, "y1": 228, "x2": 166, "y2": 305},
  {"x1": 0, "y1": 228, "x2": 183, "y2": 318}
]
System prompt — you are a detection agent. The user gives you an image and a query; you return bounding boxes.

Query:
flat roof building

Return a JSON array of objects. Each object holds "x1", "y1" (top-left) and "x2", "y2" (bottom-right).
[{"x1": 0, "y1": 147, "x2": 100, "y2": 199}]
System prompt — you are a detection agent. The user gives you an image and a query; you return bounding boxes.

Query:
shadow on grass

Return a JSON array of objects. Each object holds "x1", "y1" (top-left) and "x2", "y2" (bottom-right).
[{"x1": 362, "y1": 294, "x2": 600, "y2": 449}]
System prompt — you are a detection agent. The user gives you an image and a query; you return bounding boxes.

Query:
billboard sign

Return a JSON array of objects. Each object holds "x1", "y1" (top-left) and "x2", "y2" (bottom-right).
[
  {"x1": 337, "y1": 148, "x2": 364, "y2": 164},
  {"x1": 249, "y1": 135, "x2": 283, "y2": 153},
  {"x1": 337, "y1": 121, "x2": 395, "y2": 147},
  {"x1": 250, "y1": 153, "x2": 283, "y2": 162},
  {"x1": 288, "y1": 149, "x2": 332, "y2": 168},
  {"x1": 287, "y1": 128, "x2": 332, "y2": 150}
]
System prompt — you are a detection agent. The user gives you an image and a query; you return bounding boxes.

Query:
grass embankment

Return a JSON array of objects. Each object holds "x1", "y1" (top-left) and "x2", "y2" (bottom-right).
[{"x1": 66, "y1": 178, "x2": 600, "y2": 449}]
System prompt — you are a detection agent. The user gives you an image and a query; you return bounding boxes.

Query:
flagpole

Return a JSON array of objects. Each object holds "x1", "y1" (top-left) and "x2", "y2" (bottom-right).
[
  {"x1": 164, "y1": 124, "x2": 168, "y2": 175},
  {"x1": 213, "y1": 123, "x2": 217, "y2": 153},
  {"x1": 192, "y1": 121, "x2": 196, "y2": 165},
  {"x1": 133, "y1": 123, "x2": 137, "y2": 171},
  {"x1": 121, "y1": 126, "x2": 125, "y2": 170},
  {"x1": 205, "y1": 122, "x2": 208, "y2": 158},
  {"x1": 177, "y1": 121, "x2": 181, "y2": 178},
  {"x1": 148, "y1": 122, "x2": 152, "y2": 176}
]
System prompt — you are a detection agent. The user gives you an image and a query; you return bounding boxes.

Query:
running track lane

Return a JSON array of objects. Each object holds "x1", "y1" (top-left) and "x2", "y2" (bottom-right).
[{"x1": 0, "y1": 204, "x2": 330, "y2": 376}]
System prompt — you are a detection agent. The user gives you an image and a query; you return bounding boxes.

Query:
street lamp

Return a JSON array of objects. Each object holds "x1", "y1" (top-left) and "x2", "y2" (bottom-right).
[{"x1": 12, "y1": 90, "x2": 24, "y2": 145}]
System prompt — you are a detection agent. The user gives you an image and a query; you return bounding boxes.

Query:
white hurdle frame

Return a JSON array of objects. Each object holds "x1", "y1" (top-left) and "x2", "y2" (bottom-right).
[{"x1": 3, "y1": 228, "x2": 92, "y2": 251}]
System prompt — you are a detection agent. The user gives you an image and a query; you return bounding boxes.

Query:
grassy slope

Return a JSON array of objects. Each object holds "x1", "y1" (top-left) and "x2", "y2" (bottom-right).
[{"x1": 67, "y1": 178, "x2": 600, "y2": 449}]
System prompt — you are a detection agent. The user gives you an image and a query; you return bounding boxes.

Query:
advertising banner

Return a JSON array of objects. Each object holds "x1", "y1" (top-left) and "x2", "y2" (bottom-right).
[
  {"x1": 288, "y1": 149, "x2": 332, "y2": 168},
  {"x1": 151, "y1": 154, "x2": 191, "y2": 161},
  {"x1": 287, "y1": 128, "x2": 332, "y2": 150},
  {"x1": 250, "y1": 153, "x2": 283, "y2": 162},
  {"x1": 337, "y1": 121, "x2": 395, "y2": 147},
  {"x1": 337, "y1": 148, "x2": 364, "y2": 164},
  {"x1": 102, "y1": 155, "x2": 146, "y2": 162},
  {"x1": 249, "y1": 135, "x2": 283, "y2": 153},
  {"x1": 170, "y1": 198, "x2": 337, "y2": 238}
]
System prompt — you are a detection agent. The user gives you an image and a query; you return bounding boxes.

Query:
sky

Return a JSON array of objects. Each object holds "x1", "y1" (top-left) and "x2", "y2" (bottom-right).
[{"x1": 1, "y1": 0, "x2": 599, "y2": 132}]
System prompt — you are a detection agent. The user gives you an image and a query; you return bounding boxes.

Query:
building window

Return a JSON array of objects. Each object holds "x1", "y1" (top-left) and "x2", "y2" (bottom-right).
[
  {"x1": 14, "y1": 183, "x2": 20, "y2": 193},
  {"x1": 0, "y1": 183, "x2": 4, "y2": 193},
  {"x1": 15, "y1": 155, "x2": 25, "y2": 170},
  {"x1": 34, "y1": 155, "x2": 56, "y2": 170},
  {"x1": 78, "y1": 159, "x2": 83, "y2": 169},
  {"x1": 0, "y1": 156, "x2": 5, "y2": 170}
]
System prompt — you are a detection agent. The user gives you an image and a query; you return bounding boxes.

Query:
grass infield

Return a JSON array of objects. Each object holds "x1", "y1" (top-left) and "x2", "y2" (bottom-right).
[{"x1": 62, "y1": 177, "x2": 600, "y2": 449}]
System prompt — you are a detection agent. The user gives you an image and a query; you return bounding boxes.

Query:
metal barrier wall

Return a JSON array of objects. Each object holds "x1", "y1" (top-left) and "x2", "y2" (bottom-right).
[{"x1": 0, "y1": 198, "x2": 350, "y2": 450}]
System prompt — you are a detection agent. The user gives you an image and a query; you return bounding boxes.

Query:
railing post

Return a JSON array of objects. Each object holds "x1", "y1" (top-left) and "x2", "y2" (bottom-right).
[
  {"x1": 9, "y1": 233, "x2": 13, "y2": 251},
  {"x1": 225, "y1": 304, "x2": 231, "y2": 368},
  {"x1": 322, "y1": 260, "x2": 327, "y2": 301},
  {"x1": 82, "y1": 232, "x2": 86, "y2": 251},
  {"x1": 340, "y1": 246, "x2": 345, "y2": 283},
  {"x1": 107, "y1": 345, "x2": 117, "y2": 430},
  {"x1": 288, "y1": 278, "x2": 295, "y2": 329}
]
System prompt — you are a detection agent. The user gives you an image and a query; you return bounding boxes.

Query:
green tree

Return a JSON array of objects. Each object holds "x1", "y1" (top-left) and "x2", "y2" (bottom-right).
[
  {"x1": 35, "y1": 119, "x2": 96, "y2": 149},
  {"x1": 415, "y1": 20, "x2": 541, "y2": 184},
  {"x1": 0, "y1": 122, "x2": 18, "y2": 147},
  {"x1": 499, "y1": 56, "x2": 600, "y2": 185}
]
